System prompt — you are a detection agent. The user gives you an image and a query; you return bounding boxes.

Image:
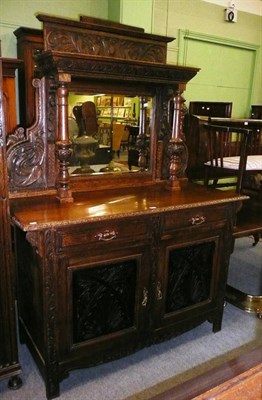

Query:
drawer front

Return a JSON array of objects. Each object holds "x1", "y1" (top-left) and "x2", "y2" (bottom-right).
[
  {"x1": 163, "y1": 205, "x2": 227, "y2": 233},
  {"x1": 57, "y1": 218, "x2": 149, "y2": 249}
]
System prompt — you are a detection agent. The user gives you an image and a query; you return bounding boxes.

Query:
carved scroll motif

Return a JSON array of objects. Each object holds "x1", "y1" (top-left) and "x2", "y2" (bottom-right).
[
  {"x1": 46, "y1": 30, "x2": 166, "y2": 63},
  {"x1": 7, "y1": 78, "x2": 47, "y2": 190}
]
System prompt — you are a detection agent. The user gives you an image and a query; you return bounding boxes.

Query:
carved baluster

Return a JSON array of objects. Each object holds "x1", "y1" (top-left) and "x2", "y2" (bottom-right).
[
  {"x1": 55, "y1": 75, "x2": 73, "y2": 203},
  {"x1": 166, "y1": 90, "x2": 188, "y2": 191}
]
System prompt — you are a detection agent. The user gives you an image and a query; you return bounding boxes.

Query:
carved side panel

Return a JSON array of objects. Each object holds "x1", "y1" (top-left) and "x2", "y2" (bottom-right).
[{"x1": 6, "y1": 78, "x2": 48, "y2": 191}]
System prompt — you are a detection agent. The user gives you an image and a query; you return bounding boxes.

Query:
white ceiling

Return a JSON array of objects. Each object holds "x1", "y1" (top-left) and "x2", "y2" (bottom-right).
[{"x1": 202, "y1": 0, "x2": 262, "y2": 16}]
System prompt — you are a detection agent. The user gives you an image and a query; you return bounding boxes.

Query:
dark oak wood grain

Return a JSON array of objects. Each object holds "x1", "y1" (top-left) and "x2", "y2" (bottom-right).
[
  {"x1": 0, "y1": 58, "x2": 22, "y2": 389},
  {"x1": 5, "y1": 14, "x2": 249, "y2": 400}
]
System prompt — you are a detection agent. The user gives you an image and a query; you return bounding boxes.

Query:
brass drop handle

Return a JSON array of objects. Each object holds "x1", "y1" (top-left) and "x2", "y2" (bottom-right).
[
  {"x1": 95, "y1": 230, "x2": 118, "y2": 241},
  {"x1": 141, "y1": 287, "x2": 148, "y2": 307},
  {"x1": 156, "y1": 281, "x2": 163, "y2": 301},
  {"x1": 191, "y1": 215, "x2": 206, "y2": 225}
]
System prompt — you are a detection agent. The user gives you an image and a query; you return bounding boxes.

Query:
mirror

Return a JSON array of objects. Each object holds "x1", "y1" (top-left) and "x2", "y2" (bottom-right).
[{"x1": 67, "y1": 93, "x2": 152, "y2": 176}]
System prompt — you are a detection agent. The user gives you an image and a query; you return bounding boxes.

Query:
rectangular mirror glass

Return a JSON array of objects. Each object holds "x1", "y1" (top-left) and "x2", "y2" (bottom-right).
[{"x1": 68, "y1": 93, "x2": 152, "y2": 176}]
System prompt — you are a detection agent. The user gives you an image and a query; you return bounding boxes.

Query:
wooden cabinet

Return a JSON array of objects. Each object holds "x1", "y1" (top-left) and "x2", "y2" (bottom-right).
[
  {"x1": 0, "y1": 59, "x2": 22, "y2": 389},
  {"x1": 188, "y1": 101, "x2": 232, "y2": 118},
  {"x1": 12, "y1": 184, "x2": 244, "y2": 399},
  {"x1": 7, "y1": 14, "x2": 247, "y2": 400},
  {"x1": 250, "y1": 104, "x2": 262, "y2": 119},
  {"x1": 2, "y1": 58, "x2": 22, "y2": 133},
  {"x1": 14, "y1": 27, "x2": 43, "y2": 127}
]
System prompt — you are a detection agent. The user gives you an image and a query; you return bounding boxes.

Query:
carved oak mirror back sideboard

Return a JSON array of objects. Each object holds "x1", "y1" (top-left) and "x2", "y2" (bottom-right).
[{"x1": 8, "y1": 15, "x2": 247, "y2": 400}]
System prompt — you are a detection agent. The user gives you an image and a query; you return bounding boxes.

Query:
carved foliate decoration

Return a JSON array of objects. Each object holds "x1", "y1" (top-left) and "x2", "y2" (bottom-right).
[
  {"x1": 73, "y1": 260, "x2": 137, "y2": 343},
  {"x1": 46, "y1": 78, "x2": 57, "y2": 141},
  {"x1": 46, "y1": 29, "x2": 167, "y2": 63},
  {"x1": 167, "y1": 138, "x2": 188, "y2": 179},
  {"x1": 136, "y1": 134, "x2": 150, "y2": 170},
  {"x1": 7, "y1": 78, "x2": 47, "y2": 190},
  {"x1": 166, "y1": 241, "x2": 215, "y2": 312}
]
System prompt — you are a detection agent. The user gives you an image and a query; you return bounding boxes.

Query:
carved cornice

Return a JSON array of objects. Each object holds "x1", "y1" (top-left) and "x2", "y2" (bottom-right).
[{"x1": 37, "y1": 52, "x2": 199, "y2": 86}]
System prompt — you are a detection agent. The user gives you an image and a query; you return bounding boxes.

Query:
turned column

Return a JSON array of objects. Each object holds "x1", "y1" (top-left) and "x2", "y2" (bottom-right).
[
  {"x1": 55, "y1": 74, "x2": 73, "y2": 203},
  {"x1": 166, "y1": 90, "x2": 188, "y2": 191}
]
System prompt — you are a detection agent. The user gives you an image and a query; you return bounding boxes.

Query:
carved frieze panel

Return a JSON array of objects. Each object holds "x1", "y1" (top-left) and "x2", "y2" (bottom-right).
[
  {"x1": 37, "y1": 14, "x2": 174, "y2": 64},
  {"x1": 45, "y1": 29, "x2": 167, "y2": 64}
]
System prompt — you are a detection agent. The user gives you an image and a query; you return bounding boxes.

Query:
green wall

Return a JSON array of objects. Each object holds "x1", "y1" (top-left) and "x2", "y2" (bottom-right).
[
  {"x1": 116, "y1": 0, "x2": 262, "y2": 116},
  {"x1": 0, "y1": 0, "x2": 108, "y2": 57},
  {"x1": 1, "y1": 0, "x2": 261, "y2": 116}
]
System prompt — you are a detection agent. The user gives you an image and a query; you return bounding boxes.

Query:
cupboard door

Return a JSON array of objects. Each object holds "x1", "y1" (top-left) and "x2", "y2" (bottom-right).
[
  {"x1": 153, "y1": 226, "x2": 226, "y2": 334},
  {"x1": 58, "y1": 243, "x2": 151, "y2": 367}
]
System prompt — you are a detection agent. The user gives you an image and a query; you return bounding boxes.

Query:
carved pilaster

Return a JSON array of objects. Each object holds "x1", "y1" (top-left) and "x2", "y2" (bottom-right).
[{"x1": 43, "y1": 229, "x2": 60, "y2": 398}]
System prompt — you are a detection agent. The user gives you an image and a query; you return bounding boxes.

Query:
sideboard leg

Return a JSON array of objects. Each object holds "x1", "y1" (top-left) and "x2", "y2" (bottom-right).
[
  {"x1": 45, "y1": 376, "x2": 60, "y2": 400},
  {"x1": 212, "y1": 313, "x2": 222, "y2": 333}
]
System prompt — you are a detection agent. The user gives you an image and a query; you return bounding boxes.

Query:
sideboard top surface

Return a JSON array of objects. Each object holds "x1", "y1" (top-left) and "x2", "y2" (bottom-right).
[{"x1": 11, "y1": 183, "x2": 247, "y2": 231}]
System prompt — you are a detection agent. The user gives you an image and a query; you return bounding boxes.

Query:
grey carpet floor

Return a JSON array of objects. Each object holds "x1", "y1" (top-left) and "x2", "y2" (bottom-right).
[{"x1": 0, "y1": 236, "x2": 261, "y2": 400}]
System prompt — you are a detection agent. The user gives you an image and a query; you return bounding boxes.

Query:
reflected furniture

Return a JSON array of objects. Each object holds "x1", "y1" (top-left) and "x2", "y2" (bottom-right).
[
  {"x1": 0, "y1": 59, "x2": 22, "y2": 389},
  {"x1": 6, "y1": 14, "x2": 248, "y2": 400}
]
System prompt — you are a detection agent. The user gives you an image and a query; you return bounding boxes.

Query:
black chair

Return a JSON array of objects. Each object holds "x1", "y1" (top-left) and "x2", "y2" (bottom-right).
[
  {"x1": 203, "y1": 123, "x2": 262, "y2": 317},
  {"x1": 203, "y1": 124, "x2": 262, "y2": 196}
]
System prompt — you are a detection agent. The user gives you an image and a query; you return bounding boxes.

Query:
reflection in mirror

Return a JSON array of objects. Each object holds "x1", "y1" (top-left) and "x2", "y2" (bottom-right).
[{"x1": 68, "y1": 93, "x2": 152, "y2": 176}]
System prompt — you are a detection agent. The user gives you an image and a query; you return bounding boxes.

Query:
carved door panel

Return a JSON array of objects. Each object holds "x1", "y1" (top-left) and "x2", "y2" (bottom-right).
[
  {"x1": 57, "y1": 243, "x2": 152, "y2": 366},
  {"x1": 153, "y1": 224, "x2": 227, "y2": 335}
]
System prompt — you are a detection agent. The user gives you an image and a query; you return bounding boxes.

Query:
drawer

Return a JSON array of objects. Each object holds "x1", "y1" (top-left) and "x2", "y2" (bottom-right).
[
  {"x1": 163, "y1": 205, "x2": 227, "y2": 233},
  {"x1": 57, "y1": 218, "x2": 149, "y2": 248}
]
